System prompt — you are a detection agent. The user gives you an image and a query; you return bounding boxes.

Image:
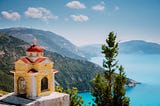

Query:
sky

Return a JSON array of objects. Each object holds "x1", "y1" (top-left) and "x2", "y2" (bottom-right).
[{"x1": 0, "y1": 0, "x2": 160, "y2": 46}]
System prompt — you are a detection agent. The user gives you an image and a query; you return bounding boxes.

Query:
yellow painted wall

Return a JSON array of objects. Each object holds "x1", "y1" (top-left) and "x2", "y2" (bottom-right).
[{"x1": 14, "y1": 58, "x2": 55, "y2": 98}]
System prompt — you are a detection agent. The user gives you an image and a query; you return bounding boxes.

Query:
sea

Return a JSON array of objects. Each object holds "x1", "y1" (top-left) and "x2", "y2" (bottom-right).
[{"x1": 79, "y1": 54, "x2": 160, "y2": 106}]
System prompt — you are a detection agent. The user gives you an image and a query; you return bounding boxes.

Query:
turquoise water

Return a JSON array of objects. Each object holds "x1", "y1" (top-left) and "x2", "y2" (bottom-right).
[{"x1": 79, "y1": 54, "x2": 160, "y2": 106}]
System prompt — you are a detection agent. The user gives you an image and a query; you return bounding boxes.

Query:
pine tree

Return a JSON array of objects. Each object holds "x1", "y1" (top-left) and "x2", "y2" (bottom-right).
[
  {"x1": 91, "y1": 72, "x2": 105, "y2": 106},
  {"x1": 113, "y1": 65, "x2": 130, "y2": 106},
  {"x1": 102, "y1": 32, "x2": 119, "y2": 106},
  {"x1": 91, "y1": 32, "x2": 130, "y2": 106}
]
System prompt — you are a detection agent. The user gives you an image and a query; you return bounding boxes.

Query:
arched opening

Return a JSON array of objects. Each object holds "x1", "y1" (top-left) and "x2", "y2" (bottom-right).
[
  {"x1": 30, "y1": 52, "x2": 32, "y2": 56},
  {"x1": 41, "y1": 77, "x2": 48, "y2": 92},
  {"x1": 17, "y1": 77, "x2": 26, "y2": 97}
]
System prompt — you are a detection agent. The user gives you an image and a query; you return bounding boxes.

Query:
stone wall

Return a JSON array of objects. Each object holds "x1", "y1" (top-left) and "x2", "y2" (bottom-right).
[{"x1": 0, "y1": 92, "x2": 69, "y2": 106}]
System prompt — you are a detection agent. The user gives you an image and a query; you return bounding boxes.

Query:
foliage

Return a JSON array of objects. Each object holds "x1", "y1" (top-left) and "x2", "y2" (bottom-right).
[
  {"x1": 0, "y1": 32, "x2": 28, "y2": 92},
  {"x1": 55, "y1": 86, "x2": 63, "y2": 93},
  {"x1": 0, "y1": 89, "x2": 8, "y2": 95},
  {"x1": 0, "y1": 90, "x2": 8, "y2": 95},
  {"x1": 66, "y1": 87, "x2": 84, "y2": 106},
  {"x1": 90, "y1": 72, "x2": 105, "y2": 106},
  {"x1": 0, "y1": 70, "x2": 13, "y2": 92},
  {"x1": 113, "y1": 66, "x2": 130, "y2": 106},
  {"x1": 91, "y1": 32, "x2": 130, "y2": 106},
  {"x1": 55, "y1": 86, "x2": 84, "y2": 106}
]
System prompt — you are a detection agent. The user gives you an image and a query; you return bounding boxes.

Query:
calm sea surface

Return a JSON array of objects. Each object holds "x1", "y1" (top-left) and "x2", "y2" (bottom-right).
[{"x1": 79, "y1": 54, "x2": 160, "y2": 106}]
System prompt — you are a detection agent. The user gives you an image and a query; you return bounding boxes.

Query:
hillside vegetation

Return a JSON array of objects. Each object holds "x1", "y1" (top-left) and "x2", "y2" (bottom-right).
[{"x1": 0, "y1": 27, "x2": 85, "y2": 60}]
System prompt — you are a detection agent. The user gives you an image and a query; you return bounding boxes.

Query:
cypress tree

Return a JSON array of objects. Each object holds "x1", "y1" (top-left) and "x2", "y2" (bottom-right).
[
  {"x1": 101, "y1": 32, "x2": 118, "y2": 106},
  {"x1": 91, "y1": 32, "x2": 130, "y2": 106}
]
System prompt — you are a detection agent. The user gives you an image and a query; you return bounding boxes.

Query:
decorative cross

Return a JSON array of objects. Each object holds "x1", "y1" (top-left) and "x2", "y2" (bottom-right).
[{"x1": 33, "y1": 38, "x2": 37, "y2": 45}]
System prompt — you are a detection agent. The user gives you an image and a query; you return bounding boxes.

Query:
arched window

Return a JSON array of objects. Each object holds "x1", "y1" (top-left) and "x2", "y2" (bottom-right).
[
  {"x1": 18, "y1": 77, "x2": 26, "y2": 96},
  {"x1": 30, "y1": 53, "x2": 32, "y2": 56},
  {"x1": 41, "y1": 77, "x2": 48, "y2": 91}
]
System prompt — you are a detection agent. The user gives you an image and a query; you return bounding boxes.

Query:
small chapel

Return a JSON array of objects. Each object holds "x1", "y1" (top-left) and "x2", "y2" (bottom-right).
[{"x1": 10, "y1": 38, "x2": 58, "y2": 99}]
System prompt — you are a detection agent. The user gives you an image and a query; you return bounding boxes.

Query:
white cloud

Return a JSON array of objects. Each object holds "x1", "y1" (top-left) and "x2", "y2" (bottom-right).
[
  {"x1": 66, "y1": 1, "x2": 86, "y2": 9},
  {"x1": 25, "y1": 7, "x2": 58, "y2": 21},
  {"x1": 92, "y1": 4, "x2": 105, "y2": 11},
  {"x1": 70, "y1": 14, "x2": 88, "y2": 22},
  {"x1": 1, "y1": 11, "x2": 20, "y2": 21},
  {"x1": 115, "y1": 6, "x2": 119, "y2": 11}
]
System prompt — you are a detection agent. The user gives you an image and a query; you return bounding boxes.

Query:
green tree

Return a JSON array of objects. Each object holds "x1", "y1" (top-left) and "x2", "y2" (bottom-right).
[
  {"x1": 66, "y1": 87, "x2": 84, "y2": 106},
  {"x1": 91, "y1": 72, "x2": 105, "y2": 106},
  {"x1": 91, "y1": 32, "x2": 130, "y2": 106},
  {"x1": 113, "y1": 65, "x2": 130, "y2": 106},
  {"x1": 102, "y1": 32, "x2": 119, "y2": 106},
  {"x1": 55, "y1": 86, "x2": 84, "y2": 106}
]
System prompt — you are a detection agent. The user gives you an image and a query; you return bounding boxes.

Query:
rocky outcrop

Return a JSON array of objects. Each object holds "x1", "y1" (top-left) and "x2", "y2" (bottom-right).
[{"x1": 126, "y1": 79, "x2": 141, "y2": 88}]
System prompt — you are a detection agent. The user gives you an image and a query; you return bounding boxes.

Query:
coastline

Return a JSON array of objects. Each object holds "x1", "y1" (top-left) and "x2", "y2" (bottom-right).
[{"x1": 126, "y1": 79, "x2": 141, "y2": 88}]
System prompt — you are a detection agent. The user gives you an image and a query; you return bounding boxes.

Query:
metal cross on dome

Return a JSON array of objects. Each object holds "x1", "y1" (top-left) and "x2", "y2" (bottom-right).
[{"x1": 33, "y1": 38, "x2": 37, "y2": 45}]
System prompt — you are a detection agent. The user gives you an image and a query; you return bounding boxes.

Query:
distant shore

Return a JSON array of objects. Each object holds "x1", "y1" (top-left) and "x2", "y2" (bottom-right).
[{"x1": 126, "y1": 79, "x2": 141, "y2": 88}]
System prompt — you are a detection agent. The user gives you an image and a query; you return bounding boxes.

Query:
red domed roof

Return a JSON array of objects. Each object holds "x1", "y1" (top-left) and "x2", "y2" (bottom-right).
[{"x1": 26, "y1": 45, "x2": 43, "y2": 52}]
